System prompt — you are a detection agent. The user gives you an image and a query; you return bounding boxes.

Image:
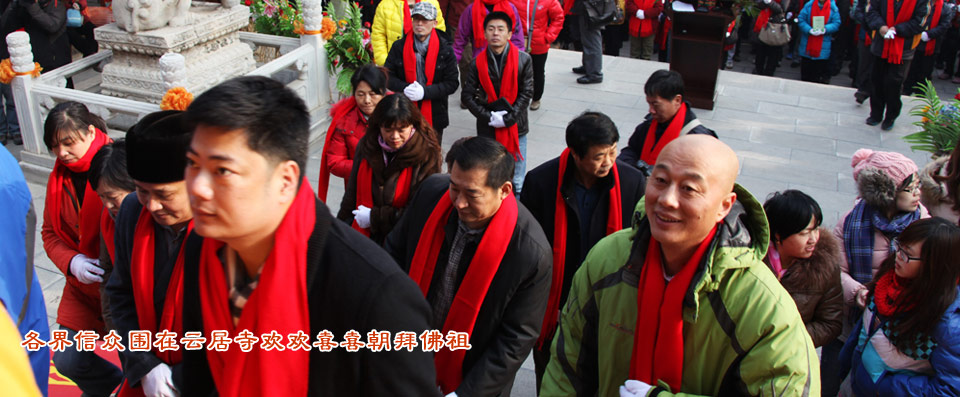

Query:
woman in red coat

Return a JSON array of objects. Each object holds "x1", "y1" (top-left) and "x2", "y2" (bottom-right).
[
  {"x1": 42, "y1": 101, "x2": 123, "y2": 395},
  {"x1": 511, "y1": 0, "x2": 563, "y2": 111},
  {"x1": 318, "y1": 64, "x2": 389, "y2": 201}
]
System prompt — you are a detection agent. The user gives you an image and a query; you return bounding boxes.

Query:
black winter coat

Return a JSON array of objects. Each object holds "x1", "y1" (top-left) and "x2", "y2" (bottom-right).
[
  {"x1": 866, "y1": 0, "x2": 929, "y2": 60},
  {"x1": 0, "y1": 0, "x2": 69, "y2": 71},
  {"x1": 181, "y1": 198, "x2": 441, "y2": 396},
  {"x1": 461, "y1": 44, "x2": 534, "y2": 137},
  {"x1": 384, "y1": 174, "x2": 552, "y2": 397},
  {"x1": 520, "y1": 156, "x2": 646, "y2": 308},
  {"x1": 383, "y1": 31, "x2": 460, "y2": 131},
  {"x1": 618, "y1": 102, "x2": 717, "y2": 171}
]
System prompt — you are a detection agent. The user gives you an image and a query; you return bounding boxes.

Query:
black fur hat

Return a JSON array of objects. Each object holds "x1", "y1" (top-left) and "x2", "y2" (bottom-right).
[{"x1": 125, "y1": 110, "x2": 191, "y2": 184}]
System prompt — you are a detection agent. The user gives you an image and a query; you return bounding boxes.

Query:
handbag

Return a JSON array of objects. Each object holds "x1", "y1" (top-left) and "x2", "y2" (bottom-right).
[{"x1": 758, "y1": 21, "x2": 791, "y2": 46}]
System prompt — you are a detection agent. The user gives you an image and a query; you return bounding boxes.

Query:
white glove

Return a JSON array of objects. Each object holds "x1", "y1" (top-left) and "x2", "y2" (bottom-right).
[
  {"x1": 763, "y1": 0, "x2": 772, "y2": 3},
  {"x1": 809, "y1": 28, "x2": 824, "y2": 36},
  {"x1": 444, "y1": 393, "x2": 458, "y2": 397},
  {"x1": 404, "y1": 81, "x2": 425, "y2": 102},
  {"x1": 921, "y1": 31, "x2": 930, "y2": 41},
  {"x1": 69, "y1": 254, "x2": 104, "y2": 284},
  {"x1": 786, "y1": 11, "x2": 793, "y2": 19},
  {"x1": 619, "y1": 379, "x2": 654, "y2": 397},
  {"x1": 636, "y1": 10, "x2": 645, "y2": 19},
  {"x1": 352, "y1": 205, "x2": 372, "y2": 229},
  {"x1": 884, "y1": 28, "x2": 896, "y2": 39},
  {"x1": 142, "y1": 363, "x2": 179, "y2": 397},
  {"x1": 488, "y1": 110, "x2": 508, "y2": 128}
]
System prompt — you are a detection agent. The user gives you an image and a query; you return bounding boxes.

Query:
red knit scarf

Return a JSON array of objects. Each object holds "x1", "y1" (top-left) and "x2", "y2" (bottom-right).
[
  {"x1": 407, "y1": 190, "x2": 519, "y2": 394},
  {"x1": 402, "y1": 0, "x2": 422, "y2": 34},
  {"x1": 629, "y1": 226, "x2": 717, "y2": 392},
  {"x1": 659, "y1": 17, "x2": 672, "y2": 49},
  {"x1": 629, "y1": 0, "x2": 656, "y2": 37},
  {"x1": 753, "y1": 3, "x2": 775, "y2": 33},
  {"x1": 472, "y1": 0, "x2": 513, "y2": 47},
  {"x1": 925, "y1": 0, "x2": 943, "y2": 56},
  {"x1": 352, "y1": 158, "x2": 413, "y2": 236},
  {"x1": 45, "y1": 128, "x2": 110, "y2": 259},
  {"x1": 537, "y1": 148, "x2": 622, "y2": 348},
  {"x1": 640, "y1": 103, "x2": 687, "y2": 166},
  {"x1": 318, "y1": 97, "x2": 360, "y2": 201},
  {"x1": 874, "y1": 270, "x2": 913, "y2": 316},
  {"x1": 199, "y1": 180, "x2": 315, "y2": 396},
  {"x1": 477, "y1": 45, "x2": 523, "y2": 160},
  {"x1": 100, "y1": 210, "x2": 116, "y2": 264},
  {"x1": 404, "y1": 29, "x2": 440, "y2": 124},
  {"x1": 882, "y1": 0, "x2": 918, "y2": 64},
  {"x1": 806, "y1": 0, "x2": 831, "y2": 58}
]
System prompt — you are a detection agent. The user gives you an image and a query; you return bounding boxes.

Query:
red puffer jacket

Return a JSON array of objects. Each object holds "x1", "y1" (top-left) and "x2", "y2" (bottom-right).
[{"x1": 510, "y1": 0, "x2": 564, "y2": 54}]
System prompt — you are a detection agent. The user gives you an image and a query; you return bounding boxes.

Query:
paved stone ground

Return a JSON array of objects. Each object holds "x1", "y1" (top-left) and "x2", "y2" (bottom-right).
[{"x1": 6, "y1": 48, "x2": 934, "y2": 396}]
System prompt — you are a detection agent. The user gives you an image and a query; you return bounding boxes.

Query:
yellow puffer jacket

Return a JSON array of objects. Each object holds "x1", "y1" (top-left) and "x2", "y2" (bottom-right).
[{"x1": 371, "y1": 0, "x2": 447, "y2": 65}]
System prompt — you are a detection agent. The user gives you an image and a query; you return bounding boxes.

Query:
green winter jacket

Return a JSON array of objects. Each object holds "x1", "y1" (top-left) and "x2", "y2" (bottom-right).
[{"x1": 540, "y1": 184, "x2": 820, "y2": 397}]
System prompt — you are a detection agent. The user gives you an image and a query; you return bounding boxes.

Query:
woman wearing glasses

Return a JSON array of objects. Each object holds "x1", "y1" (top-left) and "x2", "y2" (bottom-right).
[
  {"x1": 825, "y1": 149, "x2": 928, "y2": 396},
  {"x1": 839, "y1": 217, "x2": 960, "y2": 396}
]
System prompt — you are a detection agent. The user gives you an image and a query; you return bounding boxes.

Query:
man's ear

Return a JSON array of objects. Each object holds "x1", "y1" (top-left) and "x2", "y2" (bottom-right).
[
  {"x1": 672, "y1": 94, "x2": 684, "y2": 107},
  {"x1": 715, "y1": 192, "x2": 737, "y2": 223},
  {"x1": 499, "y1": 181, "x2": 513, "y2": 200},
  {"x1": 276, "y1": 160, "x2": 300, "y2": 203}
]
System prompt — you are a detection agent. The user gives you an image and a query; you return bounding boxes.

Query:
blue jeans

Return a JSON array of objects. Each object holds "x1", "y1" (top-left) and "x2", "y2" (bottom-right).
[
  {"x1": 0, "y1": 83, "x2": 20, "y2": 138},
  {"x1": 513, "y1": 134, "x2": 527, "y2": 195}
]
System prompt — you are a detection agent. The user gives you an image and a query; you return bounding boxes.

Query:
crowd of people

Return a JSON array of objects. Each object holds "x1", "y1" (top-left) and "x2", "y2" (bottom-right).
[{"x1": 3, "y1": 0, "x2": 960, "y2": 396}]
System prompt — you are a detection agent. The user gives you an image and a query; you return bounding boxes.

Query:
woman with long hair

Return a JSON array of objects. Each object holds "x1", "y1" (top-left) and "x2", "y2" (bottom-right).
[
  {"x1": 337, "y1": 93, "x2": 442, "y2": 244},
  {"x1": 763, "y1": 190, "x2": 843, "y2": 348},
  {"x1": 318, "y1": 63, "x2": 389, "y2": 201},
  {"x1": 840, "y1": 217, "x2": 960, "y2": 395},
  {"x1": 41, "y1": 101, "x2": 123, "y2": 394}
]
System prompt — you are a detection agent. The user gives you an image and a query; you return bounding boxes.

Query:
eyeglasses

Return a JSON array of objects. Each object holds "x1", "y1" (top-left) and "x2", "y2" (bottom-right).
[{"x1": 895, "y1": 246, "x2": 922, "y2": 262}]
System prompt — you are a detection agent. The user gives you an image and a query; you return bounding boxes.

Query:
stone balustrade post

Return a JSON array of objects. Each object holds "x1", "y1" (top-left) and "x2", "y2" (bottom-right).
[
  {"x1": 7, "y1": 31, "x2": 45, "y2": 158},
  {"x1": 301, "y1": 0, "x2": 331, "y2": 106},
  {"x1": 159, "y1": 52, "x2": 187, "y2": 90}
]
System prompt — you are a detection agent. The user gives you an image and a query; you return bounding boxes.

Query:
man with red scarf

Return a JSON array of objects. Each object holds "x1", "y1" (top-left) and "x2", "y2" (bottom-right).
[
  {"x1": 618, "y1": 70, "x2": 716, "y2": 176},
  {"x1": 519, "y1": 112, "x2": 646, "y2": 392},
  {"x1": 179, "y1": 77, "x2": 439, "y2": 395},
  {"x1": 105, "y1": 110, "x2": 195, "y2": 397},
  {"x1": 865, "y1": 0, "x2": 928, "y2": 130},
  {"x1": 384, "y1": 2, "x2": 460, "y2": 143},
  {"x1": 385, "y1": 136, "x2": 552, "y2": 396},
  {"x1": 540, "y1": 135, "x2": 820, "y2": 396},
  {"x1": 903, "y1": 0, "x2": 954, "y2": 94},
  {"x1": 462, "y1": 11, "x2": 534, "y2": 194}
]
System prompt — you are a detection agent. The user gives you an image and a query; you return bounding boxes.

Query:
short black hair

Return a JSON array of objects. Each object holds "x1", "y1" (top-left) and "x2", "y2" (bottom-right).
[
  {"x1": 445, "y1": 137, "x2": 514, "y2": 190},
  {"x1": 763, "y1": 190, "x2": 824, "y2": 241},
  {"x1": 484, "y1": 11, "x2": 513, "y2": 31},
  {"x1": 89, "y1": 139, "x2": 135, "y2": 192},
  {"x1": 43, "y1": 101, "x2": 108, "y2": 150},
  {"x1": 186, "y1": 76, "x2": 309, "y2": 176},
  {"x1": 565, "y1": 111, "x2": 619, "y2": 158},
  {"x1": 351, "y1": 63, "x2": 388, "y2": 95},
  {"x1": 644, "y1": 69, "x2": 685, "y2": 100}
]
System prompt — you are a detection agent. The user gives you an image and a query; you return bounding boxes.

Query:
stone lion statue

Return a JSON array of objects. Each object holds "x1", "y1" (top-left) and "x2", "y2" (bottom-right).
[{"x1": 113, "y1": 0, "x2": 240, "y2": 33}]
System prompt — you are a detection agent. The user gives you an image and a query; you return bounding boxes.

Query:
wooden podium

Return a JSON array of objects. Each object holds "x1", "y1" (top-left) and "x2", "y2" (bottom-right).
[{"x1": 669, "y1": 12, "x2": 731, "y2": 110}]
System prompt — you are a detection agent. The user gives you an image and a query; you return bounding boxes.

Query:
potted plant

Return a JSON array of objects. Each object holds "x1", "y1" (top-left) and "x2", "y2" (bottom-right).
[
  {"x1": 906, "y1": 80, "x2": 960, "y2": 158},
  {"x1": 323, "y1": 1, "x2": 373, "y2": 95},
  {"x1": 248, "y1": 0, "x2": 305, "y2": 38}
]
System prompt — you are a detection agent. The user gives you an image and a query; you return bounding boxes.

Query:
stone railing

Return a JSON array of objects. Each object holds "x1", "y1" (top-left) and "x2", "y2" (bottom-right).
[{"x1": 9, "y1": 0, "x2": 331, "y2": 175}]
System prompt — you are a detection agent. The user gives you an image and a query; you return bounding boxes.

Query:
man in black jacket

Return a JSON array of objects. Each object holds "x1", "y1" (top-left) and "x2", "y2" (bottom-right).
[
  {"x1": 865, "y1": 0, "x2": 928, "y2": 130},
  {"x1": 619, "y1": 70, "x2": 717, "y2": 175},
  {"x1": 462, "y1": 11, "x2": 534, "y2": 194},
  {"x1": 180, "y1": 76, "x2": 440, "y2": 396},
  {"x1": 384, "y1": 1, "x2": 459, "y2": 144},
  {"x1": 106, "y1": 110, "x2": 194, "y2": 396},
  {"x1": 519, "y1": 111, "x2": 646, "y2": 392},
  {"x1": 385, "y1": 136, "x2": 552, "y2": 397}
]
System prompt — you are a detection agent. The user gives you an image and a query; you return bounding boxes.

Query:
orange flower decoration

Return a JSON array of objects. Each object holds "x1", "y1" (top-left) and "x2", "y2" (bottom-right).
[
  {"x1": 161, "y1": 87, "x2": 193, "y2": 111},
  {"x1": 293, "y1": 20, "x2": 305, "y2": 35},
  {"x1": 321, "y1": 17, "x2": 336, "y2": 40},
  {"x1": 0, "y1": 58, "x2": 42, "y2": 84}
]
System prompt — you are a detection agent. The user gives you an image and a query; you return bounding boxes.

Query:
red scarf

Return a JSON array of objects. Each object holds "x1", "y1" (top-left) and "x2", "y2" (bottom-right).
[
  {"x1": 723, "y1": 20, "x2": 737, "y2": 51},
  {"x1": 100, "y1": 210, "x2": 116, "y2": 264},
  {"x1": 537, "y1": 148, "x2": 622, "y2": 349},
  {"x1": 640, "y1": 103, "x2": 687, "y2": 166},
  {"x1": 754, "y1": 6, "x2": 773, "y2": 33},
  {"x1": 629, "y1": 226, "x2": 717, "y2": 392},
  {"x1": 402, "y1": 0, "x2": 422, "y2": 34},
  {"x1": 199, "y1": 180, "x2": 315, "y2": 396},
  {"x1": 629, "y1": 0, "x2": 656, "y2": 37},
  {"x1": 318, "y1": 97, "x2": 360, "y2": 201},
  {"x1": 926, "y1": 0, "x2": 944, "y2": 56},
  {"x1": 45, "y1": 128, "x2": 110, "y2": 260},
  {"x1": 472, "y1": 0, "x2": 513, "y2": 47},
  {"x1": 806, "y1": 0, "x2": 831, "y2": 58},
  {"x1": 874, "y1": 270, "x2": 913, "y2": 316},
  {"x1": 407, "y1": 190, "x2": 518, "y2": 394},
  {"x1": 403, "y1": 29, "x2": 440, "y2": 124},
  {"x1": 882, "y1": 0, "x2": 919, "y2": 64},
  {"x1": 659, "y1": 17, "x2": 672, "y2": 49},
  {"x1": 563, "y1": 0, "x2": 574, "y2": 15},
  {"x1": 352, "y1": 158, "x2": 413, "y2": 236},
  {"x1": 477, "y1": 45, "x2": 523, "y2": 160}
]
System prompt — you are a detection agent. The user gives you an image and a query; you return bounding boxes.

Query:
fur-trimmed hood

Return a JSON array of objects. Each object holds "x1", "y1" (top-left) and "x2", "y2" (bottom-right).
[
  {"x1": 856, "y1": 167, "x2": 899, "y2": 210},
  {"x1": 920, "y1": 155, "x2": 950, "y2": 205}
]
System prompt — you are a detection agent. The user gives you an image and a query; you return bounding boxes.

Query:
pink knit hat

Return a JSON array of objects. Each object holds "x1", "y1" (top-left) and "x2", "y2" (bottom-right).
[{"x1": 851, "y1": 148, "x2": 918, "y2": 187}]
